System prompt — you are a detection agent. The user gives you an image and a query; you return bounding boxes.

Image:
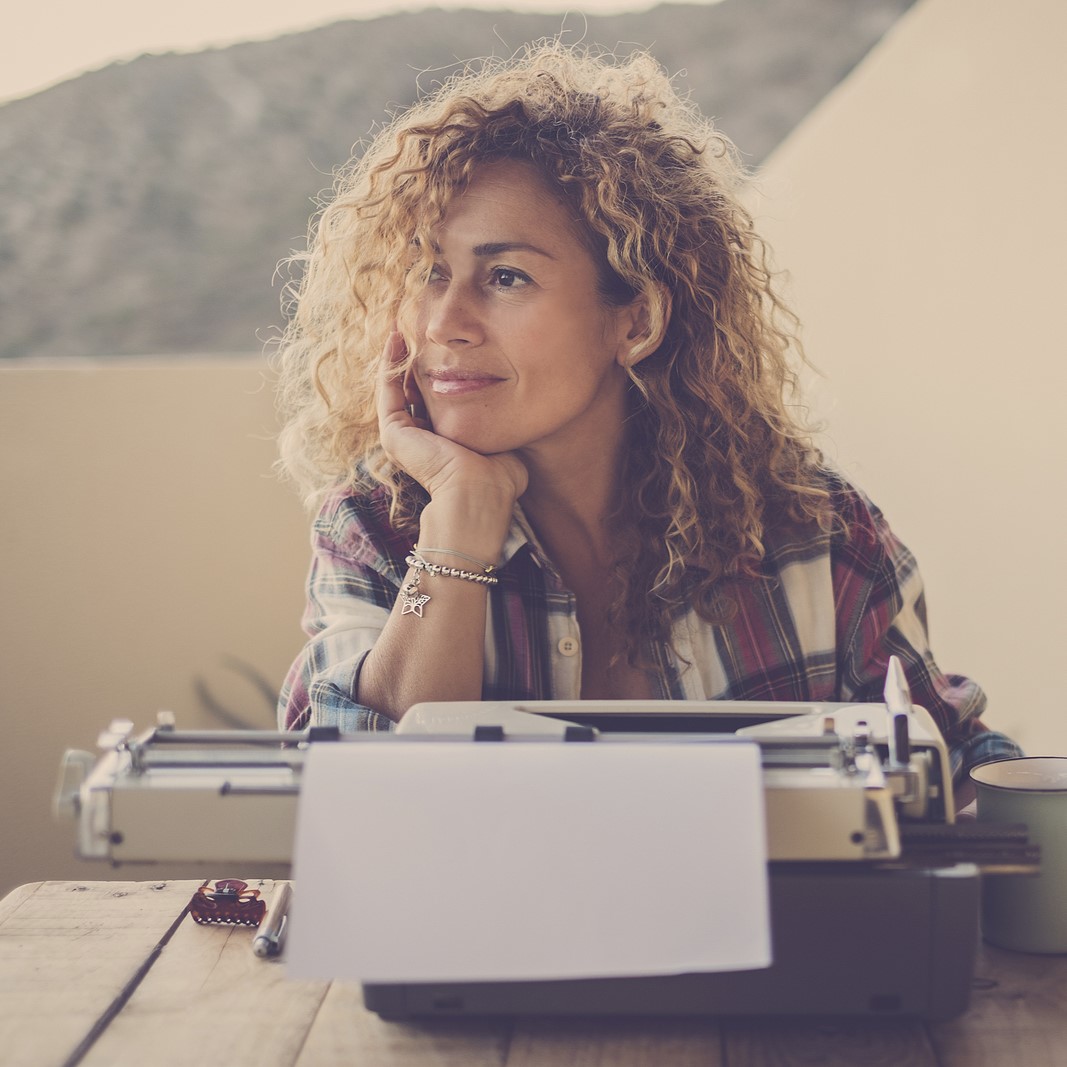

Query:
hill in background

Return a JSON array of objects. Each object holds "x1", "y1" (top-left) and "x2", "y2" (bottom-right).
[{"x1": 0, "y1": 0, "x2": 914, "y2": 360}]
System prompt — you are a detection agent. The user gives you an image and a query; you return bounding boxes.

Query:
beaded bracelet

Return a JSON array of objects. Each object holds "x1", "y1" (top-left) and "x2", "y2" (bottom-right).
[
  {"x1": 399, "y1": 550, "x2": 498, "y2": 618},
  {"x1": 414, "y1": 545, "x2": 496, "y2": 571},
  {"x1": 405, "y1": 552, "x2": 498, "y2": 584}
]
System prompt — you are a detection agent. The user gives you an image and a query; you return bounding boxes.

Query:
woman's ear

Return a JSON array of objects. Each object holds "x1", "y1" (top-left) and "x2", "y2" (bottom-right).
[{"x1": 615, "y1": 284, "x2": 672, "y2": 367}]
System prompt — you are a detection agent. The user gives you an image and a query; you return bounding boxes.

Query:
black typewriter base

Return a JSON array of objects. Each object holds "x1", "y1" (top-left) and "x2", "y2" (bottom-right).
[{"x1": 363, "y1": 864, "x2": 979, "y2": 1021}]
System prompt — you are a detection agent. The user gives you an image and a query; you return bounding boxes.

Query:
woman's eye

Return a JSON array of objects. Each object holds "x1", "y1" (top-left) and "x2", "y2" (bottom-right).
[{"x1": 490, "y1": 268, "x2": 529, "y2": 289}]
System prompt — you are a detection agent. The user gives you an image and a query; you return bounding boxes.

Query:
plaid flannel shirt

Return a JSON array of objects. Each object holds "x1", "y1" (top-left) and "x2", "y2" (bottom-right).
[{"x1": 278, "y1": 473, "x2": 1020, "y2": 780}]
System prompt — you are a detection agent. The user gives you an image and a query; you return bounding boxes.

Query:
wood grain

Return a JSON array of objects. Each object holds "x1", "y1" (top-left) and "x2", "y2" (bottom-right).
[
  {"x1": 506, "y1": 1016, "x2": 725, "y2": 1066},
  {"x1": 295, "y1": 983, "x2": 510, "y2": 1067},
  {"x1": 5, "y1": 881, "x2": 1067, "y2": 1066},
  {"x1": 79, "y1": 879, "x2": 327, "y2": 1067},
  {"x1": 928, "y1": 943, "x2": 1067, "y2": 1067},
  {"x1": 722, "y1": 1018, "x2": 938, "y2": 1067},
  {"x1": 0, "y1": 880, "x2": 198, "y2": 1067}
]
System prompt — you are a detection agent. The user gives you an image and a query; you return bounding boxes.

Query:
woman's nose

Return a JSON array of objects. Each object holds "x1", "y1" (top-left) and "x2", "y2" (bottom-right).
[{"x1": 424, "y1": 282, "x2": 485, "y2": 347}]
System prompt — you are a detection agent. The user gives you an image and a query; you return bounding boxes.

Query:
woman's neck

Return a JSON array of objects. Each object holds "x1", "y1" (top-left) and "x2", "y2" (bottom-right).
[{"x1": 519, "y1": 442, "x2": 622, "y2": 564}]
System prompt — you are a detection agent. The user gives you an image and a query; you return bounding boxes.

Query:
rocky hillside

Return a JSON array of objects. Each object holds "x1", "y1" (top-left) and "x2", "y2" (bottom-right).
[{"x1": 0, "y1": 0, "x2": 914, "y2": 360}]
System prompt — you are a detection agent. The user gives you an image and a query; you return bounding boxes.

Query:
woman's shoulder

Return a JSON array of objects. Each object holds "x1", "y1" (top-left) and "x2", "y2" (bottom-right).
[
  {"x1": 819, "y1": 469, "x2": 895, "y2": 547},
  {"x1": 761, "y1": 466, "x2": 888, "y2": 559},
  {"x1": 802, "y1": 469, "x2": 914, "y2": 587},
  {"x1": 796, "y1": 466, "x2": 887, "y2": 532}
]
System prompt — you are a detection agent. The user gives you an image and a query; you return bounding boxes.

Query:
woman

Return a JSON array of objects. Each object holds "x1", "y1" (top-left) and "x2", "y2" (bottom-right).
[{"x1": 274, "y1": 44, "x2": 1018, "y2": 785}]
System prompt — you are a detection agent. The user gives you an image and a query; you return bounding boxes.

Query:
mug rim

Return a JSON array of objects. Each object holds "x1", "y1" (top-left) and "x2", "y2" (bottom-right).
[{"x1": 970, "y1": 755, "x2": 1067, "y2": 793}]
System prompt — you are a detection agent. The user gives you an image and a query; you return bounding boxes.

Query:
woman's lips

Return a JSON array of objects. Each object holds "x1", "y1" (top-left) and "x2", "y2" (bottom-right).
[{"x1": 425, "y1": 371, "x2": 505, "y2": 396}]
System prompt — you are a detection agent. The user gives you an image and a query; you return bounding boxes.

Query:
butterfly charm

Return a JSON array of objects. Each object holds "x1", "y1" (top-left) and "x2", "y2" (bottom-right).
[{"x1": 401, "y1": 592, "x2": 431, "y2": 617}]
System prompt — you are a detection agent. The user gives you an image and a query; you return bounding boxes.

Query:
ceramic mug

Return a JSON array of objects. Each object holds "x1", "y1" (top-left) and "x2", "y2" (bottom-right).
[{"x1": 971, "y1": 757, "x2": 1067, "y2": 954}]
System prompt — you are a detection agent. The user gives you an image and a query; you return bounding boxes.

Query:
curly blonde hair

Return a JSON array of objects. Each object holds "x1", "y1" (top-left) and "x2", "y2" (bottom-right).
[{"x1": 274, "y1": 42, "x2": 833, "y2": 658}]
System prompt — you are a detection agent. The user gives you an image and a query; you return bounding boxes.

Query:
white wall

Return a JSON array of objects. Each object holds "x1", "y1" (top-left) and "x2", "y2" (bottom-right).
[
  {"x1": 0, "y1": 360, "x2": 310, "y2": 898},
  {"x1": 754, "y1": 0, "x2": 1067, "y2": 754}
]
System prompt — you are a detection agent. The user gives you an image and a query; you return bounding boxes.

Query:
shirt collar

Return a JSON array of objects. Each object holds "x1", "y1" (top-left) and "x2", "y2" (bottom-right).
[{"x1": 500, "y1": 504, "x2": 561, "y2": 580}]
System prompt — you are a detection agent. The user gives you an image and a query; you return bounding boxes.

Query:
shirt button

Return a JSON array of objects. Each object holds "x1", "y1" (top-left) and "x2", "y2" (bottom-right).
[{"x1": 557, "y1": 636, "x2": 580, "y2": 657}]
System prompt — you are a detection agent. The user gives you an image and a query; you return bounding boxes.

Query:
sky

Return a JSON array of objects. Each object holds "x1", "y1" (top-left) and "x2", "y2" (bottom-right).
[{"x1": 2, "y1": 0, "x2": 718, "y2": 104}]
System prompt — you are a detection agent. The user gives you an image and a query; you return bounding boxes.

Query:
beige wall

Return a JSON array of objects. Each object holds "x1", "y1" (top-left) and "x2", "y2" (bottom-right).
[
  {"x1": 0, "y1": 359, "x2": 310, "y2": 898},
  {"x1": 754, "y1": 0, "x2": 1067, "y2": 755}
]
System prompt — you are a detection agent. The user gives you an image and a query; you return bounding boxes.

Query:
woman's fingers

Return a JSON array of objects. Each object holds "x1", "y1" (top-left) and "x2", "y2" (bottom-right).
[
  {"x1": 376, "y1": 331, "x2": 409, "y2": 424},
  {"x1": 377, "y1": 331, "x2": 450, "y2": 485}
]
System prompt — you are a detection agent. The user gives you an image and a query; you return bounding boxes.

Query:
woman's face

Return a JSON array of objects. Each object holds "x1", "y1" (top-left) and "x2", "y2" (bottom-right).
[{"x1": 402, "y1": 159, "x2": 644, "y2": 463}]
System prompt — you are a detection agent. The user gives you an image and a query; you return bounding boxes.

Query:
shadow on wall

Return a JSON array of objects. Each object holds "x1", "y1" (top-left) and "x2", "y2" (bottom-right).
[
  {"x1": 0, "y1": 358, "x2": 310, "y2": 899},
  {"x1": 194, "y1": 655, "x2": 282, "y2": 729}
]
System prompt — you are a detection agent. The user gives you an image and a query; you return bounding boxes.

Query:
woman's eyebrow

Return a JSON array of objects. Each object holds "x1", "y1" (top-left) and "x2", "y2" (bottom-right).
[{"x1": 472, "y1": 241, "x2": 556, "y2": 259}]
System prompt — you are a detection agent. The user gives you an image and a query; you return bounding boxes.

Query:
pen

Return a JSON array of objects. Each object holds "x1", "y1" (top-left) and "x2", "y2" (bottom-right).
[{"x1": 253, "y1": 882, "x2": 292, "y2": 958}]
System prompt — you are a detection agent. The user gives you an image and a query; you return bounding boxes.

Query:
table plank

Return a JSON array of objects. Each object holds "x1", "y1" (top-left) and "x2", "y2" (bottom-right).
[
  {"x1": 929, "y1": 943, "x2": 1067, "y2": 1067},
  {"x1": 721, "y1": 1018, "x2": 938, "y2": 1067},
  {"x1": 80, "y1": 879, "x2": 329, "y2": 1067},
  {"x1": 505, "y1": 1016, "x2": 725, "y2": 1066},
  {"x1": 7, "y1": 880, "x2": 1067, "y2": 1067},
  {"x1": 0, "y1": 880, "x2": 42, "y2": 924},
  {"x1": 0, "y1": 880, "x2": 200, "y2": 1067},
  {"x1": 295, "y1": 983, "x2": 511, "y2": 1067},
  {"x1": 79, "y1": 878, "x2": 509, "y2": 1067}
]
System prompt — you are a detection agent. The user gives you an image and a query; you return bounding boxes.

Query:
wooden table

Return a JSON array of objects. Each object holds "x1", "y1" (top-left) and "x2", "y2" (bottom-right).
[{"x1": 2, "y1": 880, "x2": 1066, "y2": 1067}]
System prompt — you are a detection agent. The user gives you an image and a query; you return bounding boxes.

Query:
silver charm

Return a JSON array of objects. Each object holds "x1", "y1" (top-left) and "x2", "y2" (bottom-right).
[
  {"x1": 401, "y1": 592, "x2": 431, "y2": 617},
  {"x1": 400, "y1": 574, "x2": 430, "y2": 617}
]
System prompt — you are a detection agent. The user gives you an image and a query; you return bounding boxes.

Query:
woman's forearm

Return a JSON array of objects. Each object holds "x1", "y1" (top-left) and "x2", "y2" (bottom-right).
[{"x1": 356, "y1": 492, "x2": 513, "y2": 722}]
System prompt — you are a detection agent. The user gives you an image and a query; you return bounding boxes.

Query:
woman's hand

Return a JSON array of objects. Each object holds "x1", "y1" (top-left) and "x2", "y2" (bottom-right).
[{"x1": 377, "y1": 331, "x2": 528, "y2": 506}]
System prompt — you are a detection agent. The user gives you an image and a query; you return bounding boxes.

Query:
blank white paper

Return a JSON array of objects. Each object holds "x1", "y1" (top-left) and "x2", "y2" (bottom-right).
[{"x1": 286, "y1": 739, "x2": 770, "y2": 983}]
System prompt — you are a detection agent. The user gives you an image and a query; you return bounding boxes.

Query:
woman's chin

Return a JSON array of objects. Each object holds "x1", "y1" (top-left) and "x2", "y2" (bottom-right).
[{"x1": 432, "y1": 422, "x2": 521, "y2": 457}]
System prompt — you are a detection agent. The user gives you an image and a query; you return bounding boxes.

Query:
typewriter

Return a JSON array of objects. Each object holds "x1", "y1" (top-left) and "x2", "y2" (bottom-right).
[{"x1": 54, "y1": 659, "x2": 1032, "y2": 1020}]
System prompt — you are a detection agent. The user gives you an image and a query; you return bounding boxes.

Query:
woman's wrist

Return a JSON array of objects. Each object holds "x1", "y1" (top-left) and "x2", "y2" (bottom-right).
[{"x1": 417, "y1": 492, "x2": 514, "y2": 566}]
